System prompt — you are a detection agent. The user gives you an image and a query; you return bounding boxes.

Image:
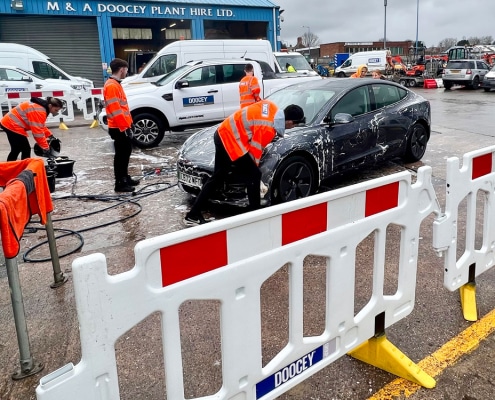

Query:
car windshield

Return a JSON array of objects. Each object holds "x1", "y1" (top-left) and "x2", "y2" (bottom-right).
[
  {"x1": 154, "y1": 65, "x2": 191, "y2": 86},
  {"x1": 268, "y1": 87, "x2": 336, "y2": 123}
]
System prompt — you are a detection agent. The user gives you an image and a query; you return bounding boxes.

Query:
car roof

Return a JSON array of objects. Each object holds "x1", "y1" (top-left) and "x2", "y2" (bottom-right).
[
  {"x1": 183, "y1": 59, "x2": 256, "y2": 67},
  {"x1": 280, "y1": 77, "x2": 404, "y2": 92}
]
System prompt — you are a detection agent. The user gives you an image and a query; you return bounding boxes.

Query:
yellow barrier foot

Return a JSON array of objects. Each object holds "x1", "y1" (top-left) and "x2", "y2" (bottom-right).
[
  {"x1": 460, "y1": 282, "x2": 478, "y2": 322},
  {"x1": 89, "y1": 119, "x2": 99, "y2": 128},
  {"x1": 348, "y1": 334, "x2": 436, "y2": 388},
  {"x1": 59, "y1": 121, "x2": 69, "y2": 130}
]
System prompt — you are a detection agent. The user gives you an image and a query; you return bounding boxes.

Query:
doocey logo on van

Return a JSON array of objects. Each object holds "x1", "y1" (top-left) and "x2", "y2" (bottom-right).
[
  {"x1": 367, "y1": 58, "x2": 381, "y2": 64},
  {"x1": 183, "y1": 95, "x2": 214, "y2": 107}
]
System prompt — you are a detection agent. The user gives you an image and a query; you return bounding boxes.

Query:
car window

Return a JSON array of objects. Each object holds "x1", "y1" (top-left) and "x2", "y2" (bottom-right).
[
  {"x1": 143, "y1": 54, "x2": 177, "y2": 78},
  {"x1": 447, "y1": 61, "x2": 470, "y2": 69},
  {"x1": 222, "y1": 64, "x2": 246, "y2": 84},
  {"x1": 182, "y1": 66, "x2": 216, "y2": 87},
  {"x1": 331, "y1": 86, "x2": 371, "y2": 118},
  {"x1": 3, "y1": 68, "x2": 27, "y2": 81},
  {"x1": 372, "y1": 84, "x2": 407, "y2": 109},
  {"x1": 479, "y1": 61, "x2": 489, "y2": 70},
  {"x1": 33, "y1": 61, "x2": 69, "y2": 80}
]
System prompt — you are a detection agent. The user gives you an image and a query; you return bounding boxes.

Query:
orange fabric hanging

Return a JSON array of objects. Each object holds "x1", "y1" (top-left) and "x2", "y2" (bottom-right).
[{"x1": 0, "y1": 158, "x2": 53, "y2": 224}]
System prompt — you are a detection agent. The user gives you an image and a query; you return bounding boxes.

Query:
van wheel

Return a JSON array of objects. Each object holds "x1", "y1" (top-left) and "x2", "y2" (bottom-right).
[
  {"x1": 338, "y1": 72, "x2": 346, "y2": 78},
  {"x1": 132, "y1": 113, "x2": 165, "y2": 148}
]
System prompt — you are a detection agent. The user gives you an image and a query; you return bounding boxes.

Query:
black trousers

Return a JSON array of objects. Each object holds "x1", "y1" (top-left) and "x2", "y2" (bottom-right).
[
  {"x1": 108, "y1": 128, "x2": 132, "y2": 181},
  {"x1": 189, "y1": 130, "x2": 261, "y2": 215},
  {"x1": 1, "y1": 124, "x2": 31, "y2": 161}
]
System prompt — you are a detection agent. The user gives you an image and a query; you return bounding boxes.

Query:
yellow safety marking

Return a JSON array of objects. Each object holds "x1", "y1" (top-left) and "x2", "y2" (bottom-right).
[
  {"x1": 368, "y1": 307, "x2": 495, "y2": 399},
  {"x1": 460, "y1": 282, "x2": 478, "y2": 321},
  {"x1": 89, "y1": 119, "x2": 99, "y2": 128},
  {"x1": 59, "y1": 121, "x2": 69, "y2": 130}
]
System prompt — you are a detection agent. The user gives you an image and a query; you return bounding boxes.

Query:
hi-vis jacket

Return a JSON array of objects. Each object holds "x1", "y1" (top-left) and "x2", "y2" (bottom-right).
[
  {"x1": 218, "y1": 100, "x2": 278, "y2": 165},
  {"x1": 103, "y1": 77, "x2": 132, "y2": 131},
  {"x1": 0, "y1": 100, "x2": 52, "y2": 150},
  {"x1": 239, "y1": 75, "x2": 261, "y2": 108}
]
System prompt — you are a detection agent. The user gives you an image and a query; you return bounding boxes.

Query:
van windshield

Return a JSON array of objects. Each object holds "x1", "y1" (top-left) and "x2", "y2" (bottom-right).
[
  {"x1": 143, "y1": 54, "x2": 178, "y2": 78},
  {"x1": 155, "y1": 65, "x2": 191, "y2": 87},
  {"x1": 276, "y1": 54, "x2": 313, "y2": 71}
]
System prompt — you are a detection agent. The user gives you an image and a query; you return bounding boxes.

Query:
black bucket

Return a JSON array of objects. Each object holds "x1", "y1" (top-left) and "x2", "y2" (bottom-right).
[
  {"x1": 45, "y1": 167, "x2": 57, "y2": 193},
  {"x1": 53, "y1": 158, "x2": 75, "y2": 179}
]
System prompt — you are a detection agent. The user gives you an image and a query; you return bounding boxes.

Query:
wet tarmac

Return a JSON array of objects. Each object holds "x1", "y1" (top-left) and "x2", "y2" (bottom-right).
[{"x1": 1, "y1": 85, "x2": 495, "y2": 399}]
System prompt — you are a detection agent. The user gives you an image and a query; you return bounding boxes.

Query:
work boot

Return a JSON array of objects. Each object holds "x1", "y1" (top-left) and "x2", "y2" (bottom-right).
[
  {"x1": 126, "y1": 175, "x2": 140, "y2": 186},
  {"x1": 115, "y1": 179, "x2": 134, "y2": 193}
]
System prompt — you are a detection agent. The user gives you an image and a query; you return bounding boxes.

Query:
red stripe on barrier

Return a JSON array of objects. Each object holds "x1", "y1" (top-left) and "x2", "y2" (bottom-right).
[
  {"x1": 282, "y1": 203, "x2": 327, "y2": 245},
  {"x1": 30, "y1": 91, "x2": 43, "y2": 97},
  {"x1": 365, "y1": 182, "x2": 399, "y2": 217},
  {"x1": 7, "y1": 92, "x2": 21, "y2": 99},
  {"x1": 160, "y1": 231, "x2": 228, "y2": 287},
  {"x1": 52, "y1": 91, "x2": 65, "y2": 97},
  {"x1": 472, "y1": 153, "x2": 492, "y2": 180},
  {"x1": 91, "y1": 88, "x2": 103, "y2": 95}
]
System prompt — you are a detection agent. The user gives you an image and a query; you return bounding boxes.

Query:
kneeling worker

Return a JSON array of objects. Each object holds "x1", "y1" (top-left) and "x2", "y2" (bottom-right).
[
  {"x1": 184, "y1": 100, "x2": 304, "y2": 225},
  {"x1": 0, "y1": 97, "x2": 63, "y2": 161}
]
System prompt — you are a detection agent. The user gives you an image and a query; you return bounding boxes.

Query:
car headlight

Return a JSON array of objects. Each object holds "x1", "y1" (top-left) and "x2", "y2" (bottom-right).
[{"x1": 71, "y1": 85, "x2": 83, "y2": 90}]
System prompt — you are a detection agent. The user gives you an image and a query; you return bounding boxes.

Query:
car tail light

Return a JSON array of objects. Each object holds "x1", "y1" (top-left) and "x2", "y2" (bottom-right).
[{"x1": 466, "y1": 69, "x2": 472, "y2": 75}]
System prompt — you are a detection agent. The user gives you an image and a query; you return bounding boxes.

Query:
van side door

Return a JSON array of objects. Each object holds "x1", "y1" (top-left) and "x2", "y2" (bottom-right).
[{"x1": 172, "y1": 65, "x2": 224, "y2": 124}]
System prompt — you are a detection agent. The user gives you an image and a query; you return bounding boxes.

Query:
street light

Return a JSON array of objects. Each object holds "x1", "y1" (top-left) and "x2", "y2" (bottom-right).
[
  {"x1": 383, "y1": 0, "x2": 387, "y2": 49},
  {"x1": 415, "y1": 0, "x2": 419, "y2": 58},
  {"x1": 301, "y1": 25, "x2": 311, "y2": 47}
]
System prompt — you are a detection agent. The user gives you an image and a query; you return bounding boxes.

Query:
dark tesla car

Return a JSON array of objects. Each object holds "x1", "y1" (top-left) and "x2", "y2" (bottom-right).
[{"x1": 177, "y1": 78, "x2": 431, "y2": 206}]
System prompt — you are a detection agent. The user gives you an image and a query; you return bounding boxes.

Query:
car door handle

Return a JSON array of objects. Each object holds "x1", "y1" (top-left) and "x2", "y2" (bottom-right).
[
  {"x1": 207, "y1": 90, "x2": 218, "y2": 93},
  {"x1": 0, "y1": 84, "x2": 8, "y2": 87}
]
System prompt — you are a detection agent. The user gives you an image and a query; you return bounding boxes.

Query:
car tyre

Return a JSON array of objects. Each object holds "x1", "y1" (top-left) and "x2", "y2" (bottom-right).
[
  {"x1": 272, "y1": 155, "x2": 316, "y2": 204},
  {"x1": 443, "y1": 81, "x2": 453, "y2": 90},
  {"x1": 132, "y1": 113, "x2": 165, "y2": 148},
  {"x1": 404, "y1": 123, "x2": 428, "y2": 162},
  {"x1": 338, "y1": 72, "x2": 346, "y2": 78},
  {"x1": 483, "y1": 87, "x2": 491, "y2": 92},
  {"x1": 471, "y1": 76, "x2": 480, "y2": 90}
]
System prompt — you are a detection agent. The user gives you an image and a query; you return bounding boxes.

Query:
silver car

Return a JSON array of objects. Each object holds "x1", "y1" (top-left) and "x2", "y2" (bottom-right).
[{"x1": 442, "y1": 59, "x2": 490, "y2": 89}]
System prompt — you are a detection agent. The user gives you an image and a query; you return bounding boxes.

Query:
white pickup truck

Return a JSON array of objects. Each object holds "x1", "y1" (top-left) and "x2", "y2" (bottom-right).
[{"x1": 98, "y1": 59, "x2": 322, "y2": 148}]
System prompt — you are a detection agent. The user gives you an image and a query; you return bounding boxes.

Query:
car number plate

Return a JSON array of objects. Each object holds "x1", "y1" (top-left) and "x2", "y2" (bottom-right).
[
  {"x1": 178, "y1": 170, "x2": 202, "y2": 188},
  {"x1": 450, "y1": 69, "x2": 460, "y2": 73}
]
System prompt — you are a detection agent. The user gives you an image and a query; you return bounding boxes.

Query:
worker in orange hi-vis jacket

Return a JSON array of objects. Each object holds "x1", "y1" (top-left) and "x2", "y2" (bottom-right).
[
  {"x1": 239, "y1": 63, "x2": 261, "y2": 108},
  {"x1": 0, "y1": 97, "x2": 63, "y2": 161},
  {"x1": 103, "y1": 58, "x2": 139, "y2": 193}
]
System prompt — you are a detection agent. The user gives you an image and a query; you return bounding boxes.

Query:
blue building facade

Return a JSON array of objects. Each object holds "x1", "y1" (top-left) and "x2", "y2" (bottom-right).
[{"x1": 0, "y1": 0, "x2": 282, "y2": 85}]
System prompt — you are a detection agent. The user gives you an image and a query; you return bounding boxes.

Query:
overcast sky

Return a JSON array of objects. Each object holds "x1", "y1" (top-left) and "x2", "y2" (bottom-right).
[{"x1": 277, "y1": 0, "x2": 495, "y2": 48}]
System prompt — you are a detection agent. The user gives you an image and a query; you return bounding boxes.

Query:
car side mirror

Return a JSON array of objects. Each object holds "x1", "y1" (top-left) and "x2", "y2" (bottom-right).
[
  {"x1": 324, "y1": 112, "x2": 354, "y2": 125},
  {"x1": 21, "y1": 76, "x2": 33, "y2": 82},
  {"x1": 176, "y1": 79, "x2": 189, "y2": 89}
]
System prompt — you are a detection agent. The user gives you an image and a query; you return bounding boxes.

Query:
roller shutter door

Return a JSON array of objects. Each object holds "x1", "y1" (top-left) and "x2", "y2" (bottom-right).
[{"x1": 0, "y1": 15, "x2": 103, "y2": 87}]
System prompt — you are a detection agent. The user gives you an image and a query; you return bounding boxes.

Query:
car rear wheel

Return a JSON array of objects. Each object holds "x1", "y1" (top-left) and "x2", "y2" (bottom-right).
[
  {"x1": 484, "y1": 88, "x2": 491, "y2": 92},
  {"x1": 471, "y1": 76, "x2": 480, "y2": 90},
  {"x1": 272, "y1": 156, "x2": 316, "y2": 204},
  {"x1": 404, "y1": 123, "x2": 428, "y2": 162},
  {"x1": 132, "y1": 113, "x2": 165, "y2": 148},
  {"x1": 443, "y1": 81, "x2": 453, "y2": 90}
]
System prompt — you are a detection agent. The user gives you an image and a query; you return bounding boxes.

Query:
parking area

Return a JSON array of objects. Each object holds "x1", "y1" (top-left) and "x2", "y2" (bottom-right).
[{"x1": 1, "y1": 85, "x2": 495, "y2": 399}]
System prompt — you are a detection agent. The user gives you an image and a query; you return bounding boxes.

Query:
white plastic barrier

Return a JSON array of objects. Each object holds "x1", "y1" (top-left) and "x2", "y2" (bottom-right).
[
  {"x1": 433, "y1": 145, "x2": 495, "y2": 292},
  {"x1": 6, "y1": 90, "x2": 75, "y2": 124},
  {"x1": 36, "y1": 167, "x2": 439, "y2": 400},
  {"x1": 82, "y1": 88, "x2": 103, "y2": 123}
]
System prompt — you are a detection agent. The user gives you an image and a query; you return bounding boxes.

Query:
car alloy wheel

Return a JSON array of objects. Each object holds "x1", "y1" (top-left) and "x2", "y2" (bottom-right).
[
  {"x1": 404, "y1": 123, "x2": 428, "y2": 162},
  {"x1": 272, "y1": 155, "x2": 316, "y2": 204},
  {"x1": 132, "y1": 113, "x2": 165, "y2": 148}
]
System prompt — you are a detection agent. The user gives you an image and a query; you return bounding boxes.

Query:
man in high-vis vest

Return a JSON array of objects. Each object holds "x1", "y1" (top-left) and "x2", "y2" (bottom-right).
[
  {"x1": 103, "y1": 58, "x2": 139, "y2": 193},
  {"x1": 239, "y1": 63, "x2": 261, "y2": 108},
  {"x1": 0, "y1": 97, "x2": 63, "y2": 161},
  {"x1": 184, "y1": 100, "x2": 304, "y2": 226}
]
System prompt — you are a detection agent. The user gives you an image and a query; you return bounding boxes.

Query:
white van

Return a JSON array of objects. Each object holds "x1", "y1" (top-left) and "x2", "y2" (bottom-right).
[
  {"x1": 0, "y1": 43, "x2": 93, "y2": 107},
  {"x1": 122, "y1": 39, "x2": 278, "y2": 86},
  {"x1": 273, "y1": 51, "x2": 318, "y2": 76},
  {"x1": 334, "y1": 50, "x2": 391, "y2": 77}
]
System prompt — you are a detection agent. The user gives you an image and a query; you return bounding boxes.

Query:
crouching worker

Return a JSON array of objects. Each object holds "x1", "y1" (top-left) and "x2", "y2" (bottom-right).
[
  {"x1": 0, "y1": 97, "x2": 63, "y2": 161},
  {"x1": 184, "y1": 100, "x2": 304, "y2": 226}
]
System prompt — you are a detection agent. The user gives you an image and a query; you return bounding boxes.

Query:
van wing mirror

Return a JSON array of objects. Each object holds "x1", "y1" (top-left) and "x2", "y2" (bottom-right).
[
  {"x1": 176, "y1": 79, "x2": 189, "y2": 89},
  {"x1": 21, "y1": 76, "x2": 33, "y2": 82}
]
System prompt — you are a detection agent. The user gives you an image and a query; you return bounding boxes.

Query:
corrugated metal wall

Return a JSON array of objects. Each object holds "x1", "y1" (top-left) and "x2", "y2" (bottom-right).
[{"x1": 0, "y1": 15, "x2": 103, "y2": 87}]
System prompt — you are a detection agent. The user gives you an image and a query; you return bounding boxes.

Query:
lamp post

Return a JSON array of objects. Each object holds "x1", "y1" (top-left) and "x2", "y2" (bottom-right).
[
  {"x1": 415, "y1": 0, "x2": 419, "y2": 58},
  {"x1": 383, "y1": 0, "x2": 387, "y2": 50}
]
